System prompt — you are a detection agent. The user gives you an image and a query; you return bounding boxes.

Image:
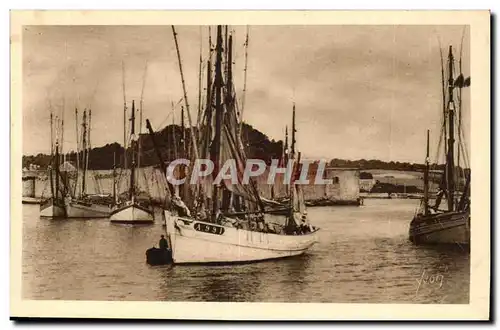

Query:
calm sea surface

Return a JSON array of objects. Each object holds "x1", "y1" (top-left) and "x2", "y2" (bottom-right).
[{"x1": 22, "y1": 199, "x2": 469, "y2": 303}]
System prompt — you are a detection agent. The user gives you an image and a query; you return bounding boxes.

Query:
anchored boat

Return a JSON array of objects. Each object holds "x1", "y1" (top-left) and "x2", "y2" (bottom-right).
[
  {"x1": 110, "y1": 100, "x2": 154, "y2": 224},
  {"x1": 409, "y1": 45, "x2": 471, "y2": 246},
  {"x1": 147, "y1": 25, "x2": 318, "y2": 264},
  {"x1": 40, "y1": 112, "x2": 66, "y2": 218},
  {"x1": 65, "y1": 108, "x2": 111, "y2": 218}
]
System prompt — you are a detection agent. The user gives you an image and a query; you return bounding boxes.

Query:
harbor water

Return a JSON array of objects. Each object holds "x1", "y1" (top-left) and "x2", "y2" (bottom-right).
[{"x1": 22, "y1": 198, "x2": 469, "y2": 303}]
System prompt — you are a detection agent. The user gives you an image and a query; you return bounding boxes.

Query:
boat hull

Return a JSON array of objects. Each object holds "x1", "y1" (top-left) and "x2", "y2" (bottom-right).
[
  {"x1": 164, "y1": 211, "x2": 318, "y2": 264},
  {"x1": 409, "y1": 210, "x2": 470, "y2": 246},
  {"x1": 39, "y1": 199, "x2": 66, "y2": 218},
  {"x1": 23, "y1": 197, "x2": 41, "y2": 204},
  {"x1": 110, "y1": 202, "x2": 154, "y2": 224},
  {"x1": 66, "y1": 200, "x2": 111, "y2": 218}
]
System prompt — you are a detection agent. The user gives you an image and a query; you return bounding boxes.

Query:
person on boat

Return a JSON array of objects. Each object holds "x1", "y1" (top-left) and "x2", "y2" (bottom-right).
[
  {"x1": 433, "y1": 183, "x2": 447, "y2": 210},
  {"x1": 172, "y1": 194, "x2": 191, "y2": 217},
  {"x1": 159, "y1": 235, "x2": 168, "y2": 250},
  {"x1": 300, "y1": 213, "x2": 310, "y2": 234}
]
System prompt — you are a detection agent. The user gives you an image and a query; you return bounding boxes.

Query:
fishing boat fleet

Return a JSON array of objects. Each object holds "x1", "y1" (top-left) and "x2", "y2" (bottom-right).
[{"x1": 32, "y1": 24, "x2": 471, "y2": 266}]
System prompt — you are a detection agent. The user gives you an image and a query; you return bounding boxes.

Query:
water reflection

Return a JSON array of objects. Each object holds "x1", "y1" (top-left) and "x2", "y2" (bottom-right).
[{"x1": 22, "y1": 199, "x2": 470, "y2": 303}]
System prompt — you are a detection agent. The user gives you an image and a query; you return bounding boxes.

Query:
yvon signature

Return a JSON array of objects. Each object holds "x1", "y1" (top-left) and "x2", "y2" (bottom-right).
[{"x1": 415, "y1": 269, "x2": 445, "y2": 296}]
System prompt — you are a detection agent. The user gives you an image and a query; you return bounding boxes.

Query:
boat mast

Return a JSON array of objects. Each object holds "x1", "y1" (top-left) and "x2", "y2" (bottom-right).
[
  {"x1": 181, "y1": 106, "x2": 186, "y2": 158},
  {"x1": 457, "y1": 30, "x2": 465, "y2": 182},
  {"x1": 171, "y1": 103, "x2": 178, "y2": 160},
  {"x1": 61, "y1": 107, "x2": 65, "y2": 165},
  {"x1": 122, "y1": 61, "x2": 128, "y2": 171},
  {"x1": 423, "y1": 129, "x2": 430, "y2": 216},
  {"x1": 239, "y1": 26, "x2": 249, "y2": 133},
  {"x1": 129, "y1": 100, "x2": 136, "y2": 200},
  {"x1": 74, "y1": 107, "x2": 79, "y2": 197},
  {"x1": 438, "y1": 45, "x2": 447, "y2": 161},
  {"x1": 289, "y1": 103, "x2": 296, "y2": 217},
  {"x1": 49, "y1": 112, "x2": 55, "y2": 198},
  {"x1": 446, "y1": 46, "x2": 456, "y2": 212},
  {"x1": 284, "y1": 126, "x2": 289, "y2": 196},
  {"x1": 204, "y1": 53, "x2": 212, "y2": 159},
  {"x1": 220, "y1": 32, "x2": 234, "y2": 212},
  {"x1": 211, "y1": 25, "x2": 223, "y2": 221},
  {"x1": 197, "y1": 27, "x2": 203, "y2": 128},
  {"x1": 87, "y1": 109, "x2": 91, "y2": 172},
  {"x1": 180, "y1": 105, "x2": 186, "y2": 200},
  {"x1": 55, "y1": 141, "x2": 60, "y2": 202},
  {"x1": 50, "y1": 111, "x2": 54, "y2": 156},
  {"x1": 145, "y1": 119, "x2": 176, "y2": 197},
  {"x1": 227, "y1": 33, "x2": 233, "y2": 111},
  {"x1": 113, "y1": 148, "x2": 117, "y2": 204},
  {"x1": 139, "y1": 61, "x2": 148, "y2": 170},
  {"x1": 171, "y1": 26, "x2": 200, "y2": 162},
  {"x1": 81, "y1": 110, "x2": 87, "y2": 197}
]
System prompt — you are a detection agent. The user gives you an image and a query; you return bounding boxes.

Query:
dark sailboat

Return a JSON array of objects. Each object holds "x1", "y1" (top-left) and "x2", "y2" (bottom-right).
[
  {"x1": 408, "y1": 45, "x2": 471, "y2": 246},
  {"x1": 40, "y1": 112, "x2": 66, "y2": 218}
]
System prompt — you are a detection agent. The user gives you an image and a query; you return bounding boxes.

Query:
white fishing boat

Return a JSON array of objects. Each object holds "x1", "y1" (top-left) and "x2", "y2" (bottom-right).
[
  {"x1": 110, "y1": 199, "x2": 154, "y2": 224},
  {"x1": 409, "y1": 45, "x2": 471, "y2": 246},
  {"x1": 65, "y1": 197, "x2": 111, "y2": 218},
  {"x1": 164, "y1": 212, "x2": 317, "y2": 264},
  {"x1": 110, "y1": 100, "x2": 154, "y2": 224},
  {"x1": 147, "y1": 25, "x2": 318, "y2": 264}
]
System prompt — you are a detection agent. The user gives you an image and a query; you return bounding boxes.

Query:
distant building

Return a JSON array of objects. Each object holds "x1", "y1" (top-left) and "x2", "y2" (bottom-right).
[
  {"x1": 359, "y1": 178, "x2": 376, "y2": 192},
  {"x1": 301, "y1": 164, "x2": 361, "y2": 205},
  {"x1": 252, "y1": 162, "x2": 361, "y2": 205}
]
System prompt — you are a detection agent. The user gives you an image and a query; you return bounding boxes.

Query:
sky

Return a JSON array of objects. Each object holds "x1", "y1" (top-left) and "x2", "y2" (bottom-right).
[{"x1": 22, "y1": 25, "x2": 470, "y2": 164}]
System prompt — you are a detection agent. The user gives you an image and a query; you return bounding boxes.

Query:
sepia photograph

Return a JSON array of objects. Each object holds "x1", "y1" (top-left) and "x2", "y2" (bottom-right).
[{"x1": 10, "y1": 10, "x2": 490, "y2": 320}]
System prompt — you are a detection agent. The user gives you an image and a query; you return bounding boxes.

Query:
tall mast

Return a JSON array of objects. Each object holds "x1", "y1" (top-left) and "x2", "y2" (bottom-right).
[
  {"x1": 284, "y1": 126, "x2": 289, "y2": 165},
  {"x1": 74, "y1": 107, "x2": 79, "y2": 197},
  {"x1": 129, "y1": 100, "x2": 136, "y2": 200},
  {"x1": 211, "y1": 25, "x2": 223, "y2": 221},
  {"x1": 87, "y1": 109, "x2": 91, "y2": 173},
  {"x1": 122, "y1": 61, "x2": 128, "y2": 171},
  {"x1": 227, "y1": 33, "x2": 233, "y2": 110},
  {"x1": 49, "y1": 112, "x2": 54, "y2": 198},
  {"x1": 171, "y1": 26, "x2": 200, "y2": 162},
  {"x1": 423, "y1": 130, "x2": 430, "y2": 215},
  {"x1": 291, "y1": 103, "x2": 296, "y2": 158},
  {"x1": 61, "y1": 105, "x2": 65, "y2": 164},
  {"x1": 439, "y1": 45, "x2": 447, "y2": 161},
  {"x1": 204, "y1": 57, "x2": 212, "y2": 158},
  {"x1": 446, "y1": 45, "x2": 456, "y2": 212},
  {"x1": 139, "y1": 61, "x2": 148, "y2": 170},
  {"x1": 289, "y1": 104, "x2": 297, "y2": 219},
  {"x1": 50, "y1": 111, "x2": 54, "y2": 156},
  {"x1": 181, "y1": 106, "x2": 186, "y2": 158},
  {"x1": 197, "y1": 27, "x2": 203, "y2": 128},
  {"x1": 180, "y1": 105, "x2": 186, "y2": 200},
  {"x1": 224, "y1": 26, "x2": 229, "y2": 77},
  {"x1": 55, "y1": 142, "x2": 60, "y2": 201},
  {"x1": 239, "y1": 26, "x2": 249, "y2": 132},
  {"x1": 113, "y1": 148, "x2": 117, "y2": 204},
  {"x1": 457, "y1": 34, "x2": 464, "y2": 178},
  {"x1": 81, "y1": 110, "x2": 87, "y2": 196},
  {"x1": 284, "y1": 126, "x2": 289, "y2": 195},
  {"x1": 171, "y1": 102, "x2": 178, "y2": 160}
]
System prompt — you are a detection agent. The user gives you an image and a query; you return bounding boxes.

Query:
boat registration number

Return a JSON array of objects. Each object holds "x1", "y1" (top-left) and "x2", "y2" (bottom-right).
[{"x1": 194, "y1": 222, "x2": 225, "y2": 235}]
